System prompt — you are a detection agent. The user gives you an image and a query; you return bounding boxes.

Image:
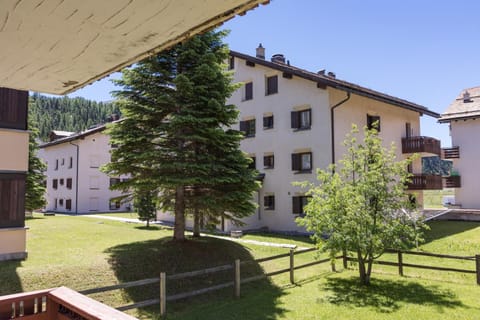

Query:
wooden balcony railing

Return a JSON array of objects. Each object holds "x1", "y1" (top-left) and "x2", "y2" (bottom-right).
[
  {"x1": 444, "y1": 175, "x2": 461, "y2": 188},
  {"x1": 407, "y1": 174, "x2": 443, "y2": 190},
  {"x1": 442, "y1": 146, "x2": 460, "y2": 159},
  {"x1": 402, "y1": 136, "x2": 441, "y2": 156},
  {"x1": 0, "y1": 286, "x2": 137, "y2": 320}
]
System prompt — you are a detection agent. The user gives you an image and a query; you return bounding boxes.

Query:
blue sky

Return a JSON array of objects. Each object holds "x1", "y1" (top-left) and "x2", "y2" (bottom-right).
[{"x1": 67, "y1": 0, "x2": 480, "y2": 147}]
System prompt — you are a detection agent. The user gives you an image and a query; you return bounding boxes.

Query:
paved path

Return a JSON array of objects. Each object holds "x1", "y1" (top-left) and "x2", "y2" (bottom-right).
[{"x1": 83, "y1": 214, "x2": 311, "y2": 249}]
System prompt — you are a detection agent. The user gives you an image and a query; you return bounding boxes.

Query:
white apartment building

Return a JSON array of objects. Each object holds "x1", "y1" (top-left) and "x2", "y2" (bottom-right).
[
  {"x1": 223, "y1": 46, "x2": 441, "y2": 232},
  {"x1": 39, "y1": 124, "x2": 131, "y2": 214},
  {"x1": 439, "y1": 87, "x2": 479, "y2": 208}
]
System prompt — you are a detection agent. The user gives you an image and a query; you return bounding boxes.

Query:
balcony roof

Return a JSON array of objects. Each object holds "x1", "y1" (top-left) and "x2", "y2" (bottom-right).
[
  {"x1": 439, "y1": 86, "x2": 480, "y2": 123},
  {"x1": 0, "y1": 0, "x2": 269, "y2": 95}
]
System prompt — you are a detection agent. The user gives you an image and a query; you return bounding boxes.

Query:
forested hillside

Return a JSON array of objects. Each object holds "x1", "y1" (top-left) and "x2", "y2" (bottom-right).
[
  {"x1": 30, "y1": 93, "x2": 120, "y2": 142},
  {"x1": 422, "y1": 156, "x2": 453, "y2": 176}
]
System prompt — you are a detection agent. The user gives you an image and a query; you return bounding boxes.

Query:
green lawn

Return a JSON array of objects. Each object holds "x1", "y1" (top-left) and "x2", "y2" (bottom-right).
[
  {"x1": 423, "y1": 188, "x2": 454, "y2": 209},
  {"x1": 0, "y1": 215, "x2": 479, "y2": 319}
]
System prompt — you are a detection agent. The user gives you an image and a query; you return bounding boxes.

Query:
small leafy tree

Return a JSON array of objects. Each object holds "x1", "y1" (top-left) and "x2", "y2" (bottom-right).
[
  {"x1": 297, "y1": 124, "x2": 426, "y2": 285},
  {"x1": 133, "y1": 189, "x2": 157, "y2": 227},
  {"x1": 25, "y1": 108, "x2": 47, "y2": 213}
]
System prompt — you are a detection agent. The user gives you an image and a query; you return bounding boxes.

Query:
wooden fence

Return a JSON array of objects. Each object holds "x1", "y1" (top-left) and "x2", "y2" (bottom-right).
[{"x1": 78, "y1": 248, "x2": 480, "y2": 317}]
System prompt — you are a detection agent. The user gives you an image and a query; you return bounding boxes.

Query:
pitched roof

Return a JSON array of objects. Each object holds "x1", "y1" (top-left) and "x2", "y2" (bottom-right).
[
  {"x1": 230, "y1": 51, "x2": 440, "y2": 118},
  {"x1": 40, "y1": 124, "x2": 108, "y2": 149},
  {"x1": 439, "y1": 86, "x2": 480, "y2": 123}
]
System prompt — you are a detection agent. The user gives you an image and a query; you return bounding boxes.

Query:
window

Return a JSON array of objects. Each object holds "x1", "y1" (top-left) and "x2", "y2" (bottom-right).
[
  {"x1": 89, "y1": 156, "x2": 100, "y2": 168},
  {"x1": 89, "y1": 197, "x2": 99, "y2": 211},
  {"x1": 248, "y1": 156, "x2": 256, "y2": 170},
  {"x1": 263, "y1": 115, "x2": 274, "y2": 129},
  {"x1": 264, "y1": 155, "x2": 274, "y2": 169},
  {"x1": 66, "y1": 199, "x2": 72, "y2": 211},
  {"x1": 239, "y1": 119, "x2": 256, "y2": 138},
  {"x1": 66, "y1": 178, "x2": 72, "y2": 190},
  {"x1": 52, "y1": 179, "x2": 58, "y2": 190},
  {"x1": 292, "y1": 196, "x2": 310, "y2": 215},
  {"x1": 291, "y1": 109, "x2": 312, "y2": 130},
  {"x1": 89, "y1": 176, "x2": 99, "y2": 190},
  {"x1": 109, "y1": 200, "x2": 121, "y2": 210},
  {"x1": 61, "y1": 158, "x2": 65, "y2": 166},
  {"x1": 264, "y1": 195, "x2": 275, "y2": 210},
  {"x1": 59, "y1": 178, "x2": 64, "y2": 186},
  {"x1": 110, "y1": 178, "x2": 121, "y2": 187},
  {"x1": 54, "y1": 198, "x2": 58, "y2": 209},
  {"x1": 229, "y1": 56, "x2": 235, "y2": 70},
  {"x1": 367, "y1": 114, "x2": 381, "y2": 132},
  {"x1": 244, "y1": 82, "x2": 253, "y2": 101},
  {"x1": 54, "y1": 159, "x2": 58, "y2": 170},
  {"x1": 292, "y1": 152, "x2": 312, "y2": 173},
  {"x1": 266, "y1": 75, "x2": 278, "y2": 95},
  {"x1": 59, "y1": 199, "x2": 64, "y2": 206},
  {"x1": 68, "y1": 157, "x2": 73, "y2": 169}
]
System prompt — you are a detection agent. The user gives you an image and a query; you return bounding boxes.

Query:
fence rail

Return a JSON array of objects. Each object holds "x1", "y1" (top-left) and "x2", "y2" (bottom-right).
[{"x1": 77, "y1": 246, "x2": 480, "y2": 318}]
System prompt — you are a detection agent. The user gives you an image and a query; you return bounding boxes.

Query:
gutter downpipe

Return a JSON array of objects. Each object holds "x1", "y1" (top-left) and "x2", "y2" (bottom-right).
[
  {"x1": 330, "y1": 91, "x2": 351, "y2": 166},
  {"x1": 69, "y1": 142, "x2": 79, "y2": 214}
]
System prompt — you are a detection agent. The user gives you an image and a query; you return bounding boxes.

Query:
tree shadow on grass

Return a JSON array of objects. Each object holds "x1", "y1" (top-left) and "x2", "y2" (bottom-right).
[
  {"x1": 424, "y1": 220, "x2": 480, "y2": 244},
  {"x1": 0, "y1": 261, "x2": 23, "y2": 296},
  {"x1": 321, "y1": 276, "x2": 466, "y2": 314},
  {"x1": 105, "y1": 236, "x2": 285, "y2": 319}
]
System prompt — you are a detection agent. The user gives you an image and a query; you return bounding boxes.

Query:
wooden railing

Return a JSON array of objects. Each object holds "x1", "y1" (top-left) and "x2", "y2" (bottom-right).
[
  {"x1": 407, "y1": 174, "x2": 443, "y2": 190},
  {"x1": 0, "y1": 287, "x2": 137, "y2": 320},
  {"x1": 402, "y1": 136, "x2": 441, "y2": 155},
  {"x1": 444, "y1": 175, "x2": 461, "y2": 188},
  {"x1": 442, "y1": 146, "x2": 460, "y2": 159}
]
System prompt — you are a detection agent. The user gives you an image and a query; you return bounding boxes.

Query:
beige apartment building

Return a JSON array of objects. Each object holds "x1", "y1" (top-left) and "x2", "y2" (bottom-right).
[{"x1": 224, "y1": 46, "x2": 441, "y2": 232}]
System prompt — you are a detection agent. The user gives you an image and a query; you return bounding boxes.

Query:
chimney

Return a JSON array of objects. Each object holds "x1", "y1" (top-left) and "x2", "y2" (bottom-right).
[
  {"x1": 271, "y1": 54, "x2": 286, "y2": 64},
  {"x1": 463, "y1": 91, "x2": 472, "y2": 103},
  {"x1": 256, "y1": 43, "x2": 265, "y2": 59},
  {"x1": 327, "y1": 71, "x2": 336, "y2": 78},
  {"x1": 317, "y1": 69, "x2": 326, "y2": 75}
]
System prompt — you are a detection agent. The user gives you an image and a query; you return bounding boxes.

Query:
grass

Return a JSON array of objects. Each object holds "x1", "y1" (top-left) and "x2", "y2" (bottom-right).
[
  {"x1": 423, "y1": 188, "x2": 454, "y2": 209},
  {"x1": 0, "y1": 215, "x2": 479, "y2": 319}
]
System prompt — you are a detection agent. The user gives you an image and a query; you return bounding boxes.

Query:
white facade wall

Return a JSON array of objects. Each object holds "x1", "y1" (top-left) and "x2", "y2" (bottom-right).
[
  {"x1": 450, "y1": 119, "x2": 480, "y2": 208},
  {"x1": 41, "y1": 131, "x2": 130, "y2": 213}
]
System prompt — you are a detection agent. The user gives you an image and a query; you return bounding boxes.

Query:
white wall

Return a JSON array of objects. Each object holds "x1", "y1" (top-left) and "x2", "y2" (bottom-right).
[{"x1": 450, "y1": 119, "x2": 480, "y2": 208}]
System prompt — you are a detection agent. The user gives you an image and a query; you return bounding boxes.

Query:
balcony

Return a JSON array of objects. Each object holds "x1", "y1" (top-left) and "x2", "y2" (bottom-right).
[
  {"x1": 443, "y1": 175, "x2": 461, "y2": 188},
  {"x1": 0, "y1": 286, "x2": 137, "y2": 320},
  {"x1": 407, "y1": 174, "x2": 443, "y2": 190},
  {"x1": 442, "y1": 146, "x2": 460, "y2": 159},
  {"x1": 402, "y1": 136, "x2": 441, "y2": 156}
]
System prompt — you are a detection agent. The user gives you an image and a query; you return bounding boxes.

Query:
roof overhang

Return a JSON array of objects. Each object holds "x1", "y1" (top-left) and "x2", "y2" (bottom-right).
[{"x1": 0, "y1": 0, "x2": 269, "y2": 95}]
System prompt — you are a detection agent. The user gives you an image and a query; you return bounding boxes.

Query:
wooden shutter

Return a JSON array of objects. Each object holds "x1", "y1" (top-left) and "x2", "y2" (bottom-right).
[
  {"x1": 292, "y1": 153, "x2": 300, "y2": 171},
  {"x1": 0, "y1": 173, "x2": 26, "y2": 228},
  {"x1": 239, "y1": 120, "x2": 247, "y2": 133},
  {"x1": 0, "y1": 88, "x2": 28, "y2": 130},
  {"x1": 245, "y1": 82, "x2": 253, "y2": 100},
  {"x1": 291, "y1": 111, "x2": 299, "y2": 129},
  {"x1": 267, "y1": 75, "x2": 278, "y2": 95},
  {"x1": 292, "y1": 196, "x2": 301, "y2": 214}
]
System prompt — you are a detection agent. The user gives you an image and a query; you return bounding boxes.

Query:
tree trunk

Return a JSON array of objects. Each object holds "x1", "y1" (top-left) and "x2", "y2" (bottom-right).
[
  {"x1": 146, "y1": 219, "x2": 150, "y2": 228},
  {"x1": 357, "y1": 250, "x2": 369, "y2": 285},
  {"x1": 365, "y1": 254, "x2": 373, "y2": 285},
  {"x1": 193, "y1": 207, "x2": 200, "y2": 237},
  {"x1": 173, "y1": 186, "x2": 185, "y2": 241}
]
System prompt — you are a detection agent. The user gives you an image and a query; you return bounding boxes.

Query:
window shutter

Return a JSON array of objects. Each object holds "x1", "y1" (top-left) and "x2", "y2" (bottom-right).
[
  {"x1": 292, "y1": 197, "x2": 301, "y2": 214},
  {"x1": 245, "y1": 82, "x2": 253, "y2": 100},
  {"x1": 292, "y1": 153, "x2": 300, "y2": 171},
  {"x1": 263, "y1": 156, "x2": 268, "y2": 167},
  {"x1": 239, "y1": 120, "x2": 247, "y2": 133},
  {"x1": 0, "y1": 173, "x2": 26, "y2": 228},
  {"x1": 0, "y1": 88, "x2": 28, "y2": 130},
  {"x1": 291, "y1": 111, "x2": 299, "y2": 129},
  {"x1": 263, "y1": 116, "x2": 269, "y2": 128}
]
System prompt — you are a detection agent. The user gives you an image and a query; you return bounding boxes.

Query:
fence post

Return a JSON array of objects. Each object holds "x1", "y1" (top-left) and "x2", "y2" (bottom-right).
[
  {"x1": 234, "y1": 259, "x2": 241, "y2": 298},
  {"x1": 160, "y1": 272, "x2": 166, "y2": 317},
  {"x1": 476, "y1": 255, "x2": 480, "y2": 285},
  {"x1": 398, "y1": 251, "x2": 404, "y2": 276},
  {"x1": 342, "y1": 249, "x2": 348, "y2": 269},
  {"x1": 289, "y1": 249, "x2": 295, "y2": 284}
]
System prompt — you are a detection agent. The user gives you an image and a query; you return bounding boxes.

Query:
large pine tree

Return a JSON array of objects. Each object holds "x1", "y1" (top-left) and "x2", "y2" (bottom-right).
[{"x1": 103, "y1": 30, "x2": 259, "y2": 240}]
